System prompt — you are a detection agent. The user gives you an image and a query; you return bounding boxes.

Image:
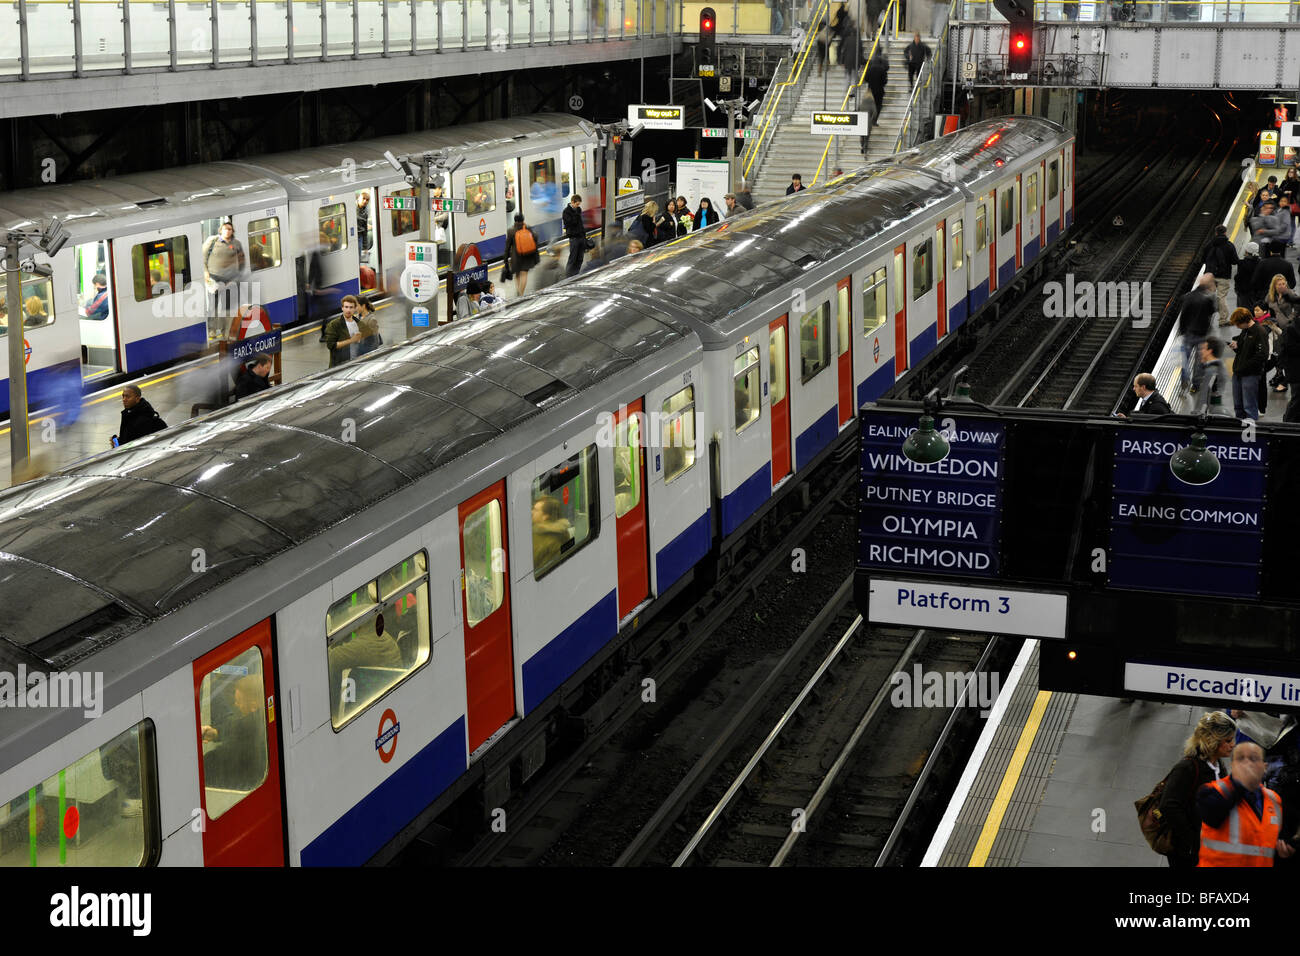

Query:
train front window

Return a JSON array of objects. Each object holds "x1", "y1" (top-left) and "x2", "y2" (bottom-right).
[
  {"x1": 463, "y1": 501, "x2": 505, "y2": 627},
  {"x1": 734, "y1": 347, "x2": 761, "y2": 432},
  {"x1": 532, "y1": 445, "x2": 600, "y2": 579},
  {"x1": 318, "y1": 204, "x2": 348, "y2": 253},
  {"x1": 0, "y1": 721, "x2": 157, "y2": 867},
  {"x1": 799, "y1": 302, "x2": 829, "y2": 383},
  {"x1": 661, "y1": 385, "x2": 696, "y2": 483},
  {"x1": 326, "y1": 552, "x2": 431, "y2": 730},
  {"x1": 614, "y1": 415, "x2": 642, "y2": 518},
  {"x1": 131, "y1": 237, "x2": 191, "y2": 302},
  {"x1": 863, "y1": 267, "x2": 887, "y2": 336},
  {"x1": 198, "y1": 646, "x2": 268, "y2": 820},
  {"x1": 0, "y1": 276, "x2": 54, "y2": 335},
  {"x1": 247, "y1": 217, "x2": 282, "y2": 272}
]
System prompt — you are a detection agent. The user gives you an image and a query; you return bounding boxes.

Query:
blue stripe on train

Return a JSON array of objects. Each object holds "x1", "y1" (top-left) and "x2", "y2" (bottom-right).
[
  {"x1": 998, "y1": 258, "x2": 1016, "y2": 287},
  {"x1": 1047, "y1": 221, "x2": 1060, "y2": 243},
  {"x1": 0, "y1": 359, "x2": 81, "y2": 416},
  {"x1": 1024, "y1": 236, "x2": 1040, "y2": 263},
  {"x1": 722, "y1": 461, "x2": 771, "y2": 537},
  {"x1": 521, "y1": 589, "x2": 618, "y2": 714},
  {"x1": 949, "y1": 296, "x2": 968, "y2": 332},
  {"x1": 857, "y1": 361, "x2": 895, "y2": 409},
  {"x1": 656, "y1": 509, "x2": 710, "y2": 593},
  {"x1": 124, "y1": 323, "x2": 207, "y2": 371},
  {"x1": 969, "y1": 279, "x2": 989, "y2": 311},
  {"x1": 300, "y1": 716, "x2": 466, "y2": 866},
  {"x1": 909, "y1": 323, "x2": 937, "y2": 369},
  {"x1": 795, "y1": 405, "x2": 838, "y2": 470}
]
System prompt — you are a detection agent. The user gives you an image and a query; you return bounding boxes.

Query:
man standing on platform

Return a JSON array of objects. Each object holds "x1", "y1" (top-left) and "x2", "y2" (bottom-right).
[
  {"x1": 1197, "y1": 741, "x2": 1296, "y2": 866},
  {"x1": 563, "y1": 194, "x2": 586, "y2": 278}
]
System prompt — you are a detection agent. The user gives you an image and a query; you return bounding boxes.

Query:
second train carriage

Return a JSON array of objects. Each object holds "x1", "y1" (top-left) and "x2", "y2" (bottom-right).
[{"x1": 0, "y1": 115, "x2": 1075, "y2": 866}]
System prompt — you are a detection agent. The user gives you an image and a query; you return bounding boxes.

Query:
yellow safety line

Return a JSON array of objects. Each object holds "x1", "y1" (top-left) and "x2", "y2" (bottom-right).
[{"x1": 967, "y1": 689, "x2": 1052, "y2": 867}]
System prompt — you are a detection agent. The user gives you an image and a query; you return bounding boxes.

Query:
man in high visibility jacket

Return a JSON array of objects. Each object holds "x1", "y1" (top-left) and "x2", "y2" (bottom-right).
[{"x1": 1196, "y1": 741, "x2": 1297, "y2": 866}]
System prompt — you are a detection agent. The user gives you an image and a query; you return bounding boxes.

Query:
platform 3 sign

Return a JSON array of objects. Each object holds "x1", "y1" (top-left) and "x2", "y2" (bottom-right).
[
  {"x1": 1108, "y1": 428, "x2": 1267, "y2": 599},
  {"x1": 869, "y1": 577, "x2": 1067, "y2": 638},
  {"x1": 858, "y1": 412, "x2": 1006, "y2": 578}
]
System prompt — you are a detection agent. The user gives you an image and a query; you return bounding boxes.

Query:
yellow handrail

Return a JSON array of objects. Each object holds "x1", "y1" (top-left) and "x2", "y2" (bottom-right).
[
  {"x1": 810, "y1": 0, "x2": 897, "y2": 185},
  {"x1": 893, "y1": 0, "x2": 960, "y2": 152},
  {"x1": 740, "y1": 0, "x2": 832, "y2": 181}
]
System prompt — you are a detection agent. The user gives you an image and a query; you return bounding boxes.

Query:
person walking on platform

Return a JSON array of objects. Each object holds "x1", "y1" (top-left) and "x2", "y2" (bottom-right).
[
  {"x1": 1228, "y1": 308, "x2": 1268, "y2": 420},
  {"x1": 1159, "y1": 711, "x2": 1235, "y2": 869},
  {"x1": 1202, "y1": 225, "x2": 1238, "y2": 325},
  {"x1": 563, "y1": 194, "x2": 587, "y2": 278},
  {"x1": 1197, "y1": 741, "x2": 1296, "y2": 866},
  {"x1": 112, "y1": 385, "x2": 166, "y2": 448},
  {"x1": 1195, "y1": 338, "x2": 1228, "y2": 413},
  {"x1": 1236, "y1": 240, "x2": 1261, "y2": 312},
  {"x1": 866, "y1": 52, "x2": 889, "y2": 123},
  {"x1": 505, "y1": 213, "x2": 541, "y2": 296},
  {"x1": 1176, "y1": 274, "x2": 1217, "y2": 396}
]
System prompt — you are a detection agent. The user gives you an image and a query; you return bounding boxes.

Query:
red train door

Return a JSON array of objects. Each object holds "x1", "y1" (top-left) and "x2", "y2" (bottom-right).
[
  {"x1": 614, "y1": 400, "x2": 650, "y2": 619},
  {"x1": 835, "y1": 277, "x2": 853, "y2": 427},
  {"x1": 459, "y1": 480, "x2": 515, "y2": 753},
  {"x1": 892, "y1": 243, "x2": 907, "y2": 377},
  {"x1": 769, "y1": 315, "x2": 791, "y2": 486},
  {"x1": 936, "y1": 221, "x2": 947, "y2": 339},
  {"x1": 192, "y1": 618, "x2": 285, "y2": 867},
  {"x1": 1040, "y1": 161, "x2": 1047, "y2": 242}
]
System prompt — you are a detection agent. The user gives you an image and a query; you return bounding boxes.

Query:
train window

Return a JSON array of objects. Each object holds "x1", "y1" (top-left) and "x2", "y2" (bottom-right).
[
  {"x1": 1048, "y1": 161, "x2": 1059, "y2": 201},
  {"x1": 326, "y1": 551, "x2": 431, "y2": 729},
  {"x1": 0, "y1": 721, "x2": 157, "y2": 867},
  {"x1": 558, "y1": 151, "x2": 573, "y2": 201},
  {"x1": 579, "y1": 149, "x2": 589, "y2": 188},
  {"x1": 0, "y1": 275, "x2": 54, "y2": 335},
  {"x1": 799, "y1": 302, "x2": 830, "y2": 383},
  {"x1": 1027, "y1": 173, "x2": 1039, "y2": 215},
  {"x1": 198, "y1": 646, "x2": 268, "y2": 818},
  {"x1": 999, "y1": 188, "x2": 1016, "y2": 236},
  {"x1": 734, "y1": 346, "x2": 761, "y2": 432},
  {"x1": 975, "y1": 205, "x2": 988, "y2": 252},
  {"x1": 862, "y1": 268, "x2": 887, "y2": 335},
  {"x1": 661, "y1": 385, "x2": 697, "y2": 483},
  {"x1": 892, "y1": 250, "x2": 905, "y2": 314},
  {"x1": 532, "y1": 445, "x2": 600, "y2": 578},
  {"x1": 466, "y1": 171, "x2": 498, "y2": 215},
  {"x1": 247, "y1": 217, "x2": 282, "y2": 272},
  {"x1": 463, "y1": 501, "x2": 506, "y2": 627},
  {"x1": 769, "y1": 326, "x2": 788, "y2": 406},
  {"x1": 76, "y1": 241, "x2": 111, "y2": 321},
  {"x1": 318, "y1": 203, "x2": 348, "y2": 253},
  {"x1": 614, "y1": 415, "x2": 642, "y2": 517},
  {"x1": 389, "y1": 187, "x2": 421, "y2": 237},
  {"x1": 131, "y1": 237, "x2": 192, "y2": 302},
  {"x1": 913, "y1": 239, "x2": 933, "y2": 301},
  {"x1": 952, "y1": 220, "x2": 964, "y2": 269},
  {"x1": 528, "y1": 159, "x2": 562, "y2": 212},
  {"x1": 836, "y1": 283, "x2": 850, "y2": 357}
]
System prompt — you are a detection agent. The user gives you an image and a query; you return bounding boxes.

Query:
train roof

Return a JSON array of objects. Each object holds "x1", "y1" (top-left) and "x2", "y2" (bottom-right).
[
  {"x1": 0, "y1": 164, "x2": 283, "y2": 243},
  {"x1": 0, "y1": 293, "x2": 686, "y2": 673},
  {"x1": 240, "y1": 114, "x2": 591, "y2": 199},
  {"x1": 575, "y1": 163, "x2": 961, "y2": 343},
  {"x1": 893, "y1": 115, "x2": 1069, "y2": 194}
]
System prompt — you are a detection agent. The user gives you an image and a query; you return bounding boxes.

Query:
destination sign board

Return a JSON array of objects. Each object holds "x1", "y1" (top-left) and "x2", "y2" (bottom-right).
[
  {"x1": 1108, "y1": 428, "x2": 1267, "y2": 599},
  {"x1": 809, "y1": 111, "x2": 870, "y2": 135},
  {"x1": 858, "y1": 412, "x2": 1006, "y2": 578},
  {"x1": 627, "y1": 105, "x2": 685, "y2": 130}
]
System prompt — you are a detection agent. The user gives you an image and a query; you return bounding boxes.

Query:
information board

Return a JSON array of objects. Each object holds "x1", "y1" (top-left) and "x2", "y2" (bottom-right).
[
  {"x1": 1108, "y1": 428, "x2": 1267, "y2": 599},
  {"x1": 627, "y1": 105, "x2": 685, "y2": 130},
  {"x1": 809, "y1": 111, "x2": 870, "y2": 136},
  {"x1": 858, "y1": 412, "x2": 1006, "y2": 578}
]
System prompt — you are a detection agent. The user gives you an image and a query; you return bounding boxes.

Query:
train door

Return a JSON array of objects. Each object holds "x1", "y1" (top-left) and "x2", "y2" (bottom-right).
[
  {"x1": 522, "y1": 152, "x2": 566, "y2": 235},
  {"x1": 73, "y1": 240, "x2": 119, "y2": 381},
  {"x1": 1014, "y1": 174, "x2": 1022, "y2": 269},
  {"x1": 503, "y1": 158, "x2": 520, "y2": 234},
  {"x1": 191, "y1": 618, "x2": 285, "y2": 867},
  {"x1": 1039, "y1": 160, "x2": 1047, "y2": 247},
  {"x1": 835, "y1": 276, "x2": 853, "y2": 427},
  {"x1": 935, "y1": 220, "x2": 947, "y2": 339},
  {"x1": 892, "y1": 243, "x2": 907, "y2": 377},
  {"x1": 458, "y1": 480, "x2": 516, "y2": 753},
  {"x1": 984, "y1": 196, "x2": 996, "y2": 295},
  {"x1": 769, "y1": 315, "x2": 791, "y2": 486},
  {"x1": 113, "y1": 228, "x2": 204, "y2": 372},
  {"x1": 614, "y1": 400, "x2": 650, "y2": 619},
  {"x1": 356, "y1": 188, "x2": 378, "y2": 292}
]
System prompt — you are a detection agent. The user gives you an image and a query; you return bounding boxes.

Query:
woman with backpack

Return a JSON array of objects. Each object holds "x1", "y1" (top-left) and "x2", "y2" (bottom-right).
[
  {"x1": 505, "y1": 213, "x2": 541, "y2": 296},
  {"x1": 1158, "y1": 711, "x2": 1236, "y2": 869}
]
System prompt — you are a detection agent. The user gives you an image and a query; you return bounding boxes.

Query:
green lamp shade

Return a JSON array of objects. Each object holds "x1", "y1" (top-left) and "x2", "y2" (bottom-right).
[
  {"x1": 902, "y1": 414, "x2": 951, "y2": 465},
  {"x1": 951, "y1": 382, "x2": 975, "y2": 403},
  {"x1": 1169, "y1": 431, "x2": 1220, "y2": 486}
]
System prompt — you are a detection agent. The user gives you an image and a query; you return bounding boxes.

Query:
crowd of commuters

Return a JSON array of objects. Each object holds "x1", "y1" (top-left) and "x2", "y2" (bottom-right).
[{"x1": 1155, "y1": 710, "x2": 1298, "y2": 868}]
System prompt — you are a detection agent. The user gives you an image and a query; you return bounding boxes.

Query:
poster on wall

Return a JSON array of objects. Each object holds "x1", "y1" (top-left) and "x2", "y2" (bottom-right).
[{"x1": 674, "y1": 159, "x2": 732, "y2": 224}]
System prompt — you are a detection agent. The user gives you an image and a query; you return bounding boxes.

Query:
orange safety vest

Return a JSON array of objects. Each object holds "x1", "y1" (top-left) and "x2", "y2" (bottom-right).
[
  {"x1": 1197, "y1": 778, "x2": 1282, "y2": 867},
  {"x1": 1276, "y1": 105, "x2": 1288, "y2": 129}
]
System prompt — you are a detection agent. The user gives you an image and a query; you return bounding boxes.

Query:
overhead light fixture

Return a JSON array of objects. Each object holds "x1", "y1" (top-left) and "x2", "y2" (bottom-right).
[
  {"x1": 40, "y1": 218, "x2": 68, "y2": 256},
  {"x1": 577, "y1": 120, "x2": 596, "y2": 138},
  {"x1": 901, "y1": 391, "x2": 951, "y2": 465},
  {"x1": 383, "y1": 150, "x2": 406, "y2": 175},
  {"x1": 628, "y1": 122, "x2": 645, "y2": 138},
  {"x1": 703, "y1": 97, "x2": 717, "y2": 112},
  {"x1": 747, "y1": 98, "x2": 761, "y2": 112},
  {"x1": 444, "y1": 154, "x2": 465, "y2": 174},
  {"x1": 1170, "y1": 417, "x2": 1221, "y2": 486}
]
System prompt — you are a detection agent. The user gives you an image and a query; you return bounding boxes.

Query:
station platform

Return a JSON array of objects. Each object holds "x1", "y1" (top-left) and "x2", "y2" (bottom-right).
[
  {"x1": 0, "y1": 258, "x2": 519, "y2": 480},
  {"x1": 923, "y1": 639, "x2": 1198, "y2": 867}
]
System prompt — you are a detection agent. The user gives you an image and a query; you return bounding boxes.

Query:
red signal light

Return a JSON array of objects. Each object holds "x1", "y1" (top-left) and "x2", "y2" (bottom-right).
[
  {"x1": 703, "y1": 17, "x2": 713, "y2": 28},
  {"x1": 1015, "y1": 37, "x2": 1025, "y2": 48}
]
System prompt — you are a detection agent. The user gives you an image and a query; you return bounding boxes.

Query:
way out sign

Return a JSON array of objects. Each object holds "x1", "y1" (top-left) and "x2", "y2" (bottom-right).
[{"x1": 809, "y1": 111, "x2": 870, "y2": 135}]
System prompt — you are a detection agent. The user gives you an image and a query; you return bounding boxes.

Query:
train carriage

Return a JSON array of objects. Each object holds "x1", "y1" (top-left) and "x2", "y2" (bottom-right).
[{"x1": 0, "y1": 114, "x2": 1076, "y2": 867}]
